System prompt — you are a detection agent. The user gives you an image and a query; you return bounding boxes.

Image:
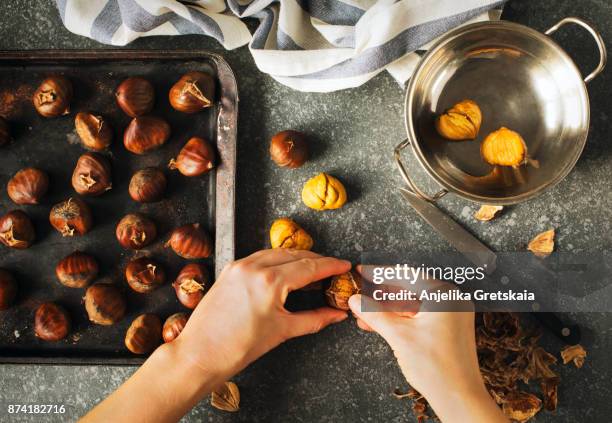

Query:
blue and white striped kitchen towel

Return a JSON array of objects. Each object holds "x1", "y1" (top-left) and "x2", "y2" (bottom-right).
[{"x1": 56, "y1": 0, "x2": 504, "y2": 92}]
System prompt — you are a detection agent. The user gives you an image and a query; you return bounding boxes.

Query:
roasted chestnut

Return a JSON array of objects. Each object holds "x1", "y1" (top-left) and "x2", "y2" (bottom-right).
[
  {"x1": 0, "y1": 210, "x2": 35, "y2": 249},
  {"x1": 173, "y1": 263, "x2": 208, "y2": 309},
  {"x1": 169, "y1": 71, "x2": 215, "y2": 113},
  {"x1": 166, "y1": 223, "x2": 212, "y2": 259},
  {"x1": 124, "y1": 116, "x2": 171, "y2": 155},
  {"x1": 162, "y1": 312, "x2": 189, "y2": 343},
  {"x1": 125, "y1": 314, "x2": 162, "y2": 354},
  {"x1": 128, "y1": 167, "x2": 166, "y2": 203},
  {"x1": 270, "y1": 130, "x2": 308, "y2": 168},
  {"x1": 49, "y1": 198, "x2": 93, "y2": 237},
  {"x1": 33, "y1": 76, "x2": 72, "y2": 118},
  {"x1": 71, "y1": 152, "x2": 112, "y2": 196},
  {"x1": 0, "y1": 269, "x2": 17, "y2": 310},
  {"x1": 75, "y1": 112, "x2": 113, "y2": 151},
  {"x1": 85, "y1": 283, "x2": 126, "y2": 325},
  {"x1": 115, "y1": 77, "x2": 155, "y2": 117},
  {"x1": 169, "y1": 137, "x2": 215, "y2": 177},
  {"x1": 56, "y1": 251, "x2": 98, "y2": 288},
  {"x1": 7, "y1": 168, "x2": 49, "y2": 205},
  {"x1": 116, "y1": 214, "x2": 157, "y2": 250},
  {"x1": 125, "y1": 257, "x2": 165, "y2": 293},
  {"x1": 0, "y1": 116, "x2": 11, "y2": 146},
  {"x1": 34, "y1": 302, "x2": 70, "y2": 341}
]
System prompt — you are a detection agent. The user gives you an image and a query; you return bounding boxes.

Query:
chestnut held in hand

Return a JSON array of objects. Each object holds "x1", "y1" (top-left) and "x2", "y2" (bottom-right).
[
  {"x1": 162, "y1": 312, "x2": 189, "y2": 343},
  {"x1": 0, "y1": 210, "x2": 35, "y2": 249},
  {"x1": 116, "y1": 214, "x2": 157, "y2": 250},
  {"x1": 71, "y1": 153, "x2": 112, "y2": 196},
  {"x1": 49, "y1": 198, "x2": 93, "y2": 237},
  {"x1": 115, "y1": 77, "x2": 155, "y2": 117},
  {"x1": 169, "y1": 137, "x2": 216, "y2": 177},
  {"x1": 85, "y1": 283, "x2": 126, "y2": 325},
  {"x1": 0, "y1": 116, "x2": 11, "y2": 146},
  {"x1": 34, "y1": 302, "x2": 70, "y2": 342},
  {"x1": 125, "y1": 314, "x2": 162, "y2": 354},
  {"x1": 125, "y1": 257, "x2": 165, "y2": 293},
  {"x1": 75, "y1": 112, "x2": 113, "y2": 151},
  {"x1": 270, "y1": 130, "x2": 308, "y2": 169},
  {"x1": 124, "y1": 116, "x2": 171, "y2": 155},
  {"x1": 7, "y1": 168, "x2": 49, "y2": 205},
  {"x1": 56, "y1": 251, "x2": 99, "y2": 288},
  {"x1": 0, "y1": 269, "x2": 18, "y2": 310},
  {"x1": 129, "y1": 167, "x2": 166, "y2": 203},
  {"x1": 173, "y1": 263, "x2": 208, "y2": 309},
  {"x1": 33, "y1": 76, "x2": 72, "y2": 118},
  {"x1": 169, "y1": 71, "x2": 215, "y2": 113},
  {"x1": 166, "y1": 223, "x2": 212, "y2": 259}
]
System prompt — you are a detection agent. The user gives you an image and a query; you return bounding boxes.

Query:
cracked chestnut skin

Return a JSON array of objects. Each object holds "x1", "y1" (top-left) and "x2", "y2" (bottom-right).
[
  {"x1": 71, "y1": 152, "x2": 112, "y2": 196},
  {"x1": 301, "y1": 172, "x2": 347, "y2": 210},
  {"x1": 115, "y1": 213, "x2": 157, "y2": 250},
  {"x1": 125, "y1": 257, "x2": 166, "y2": 293},
  {"x1": 269, "y1": 218, "x2": 313, "y2": 250},
  {"x1": 169, "y1": 71, "x2": 215, "y2": 113},
  {"x1": 0, "y1": 210, "x2": 35, "y2": 249},
  {"x1": 173, "y1": 263, "x2": 208, "y2": 309},
  {"x1": 75, "y1": 112, "x2": 113, "y2": 151},
  {"x1": 325, "y1": 271, "x2": 361, "y2": 311},
  {"x1": 85, "y1": 283, "x2": 127, "y2": 325},
  {"x1": 125, "y1": 314, "x2": 162, "y2": 354},
  {"x1": 49, "y1": 197, "x2": 93, "y2": 237},
  {"x1": 33, "y1": 76, "x2": 73, "y2": 118}
]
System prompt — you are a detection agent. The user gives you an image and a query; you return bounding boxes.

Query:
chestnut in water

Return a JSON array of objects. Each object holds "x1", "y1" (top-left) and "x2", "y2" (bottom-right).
[
  {"x1": 34, "y1": 302, "x2": 70, "y2": 341},
  {"x1": 169, "y1": 71, "x2": 215, "y2": 113},
  {"x1": 116, "y1": 214, "x2": 157, "y2": 250},
  {"x1": 270, "y1": 130, "x2": 308, "y2": 169},
  {"x1": 33, "y1": 76, "x2": 72, "y2": 118},
  {"x1": 0, "y1": 269, "x2": 17, "y2": 310},
  {"x1": 56, "y1": 251, "x2": 98, "y2": 288},
  {"x1": 129, "y1": 167, "x2": 166, "y2": 203},
  {"x1": 115, "y1": 77, "x2": 155, "y2": 117},
  {"x1": 166, "y1": 223, "x2": 212, "y2": 259},
  {"x1": 169, "y1": 137, "x2": 215, "y2": 177},
  {"x1": 85, "y1": 283, "x2": 126, "y2": 325},
  {"x1": 0, "y1": 116, "x2": 11, "y2": 146},
  {"x1": 125, "y1": 257, "x2": 165, "y2": 293},
  {"x1": 124, "y1": 116, "x2": 170, "y2": 155},
  {"x1": 49, "y1": 198, "x2": 93, "y2": 237},
  {"x1": 7, "y1": 168, "x2": 49, "y2": 205},
  {"x1": 125, "y1": 314, "x2": 162, "y2": 354},
  {"x1": 173, "y1": 263, "x2": 208, "y2": 309},
  {"x1": 162, "y1": 312, "x2": 189, "y2": 343},
  {"x1": 75, "y1": 112, "x2": 113, "y2": 151},
  {"x1": 71, "y1": 152, "x2": 112, "y2": 196},
  {"x1": 0, "y1": 210, "x2": 35, "y2": 249}
]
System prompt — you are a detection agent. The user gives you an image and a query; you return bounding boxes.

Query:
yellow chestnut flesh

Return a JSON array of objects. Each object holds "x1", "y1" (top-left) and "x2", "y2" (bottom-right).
[
  {"x1": 269, "y1": 218, "x2": 313, "y2": 250},
  {"x1": 481, "y1": 127, "x2": 527, "y2": 167},
  {"x1": 302, "y1": 173, "x2": 347, "y2": 211},
  {"x1": 435, "y1": 99, "x2": 482, "y2": 141}
]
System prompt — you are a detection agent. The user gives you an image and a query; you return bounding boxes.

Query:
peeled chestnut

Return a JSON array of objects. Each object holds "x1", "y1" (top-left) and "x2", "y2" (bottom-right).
[
  {"x1": 115, "y1": 77, "x2": 155, "y2": 117},
  {"x1": 0, "y1": 210, "x2": 35, "y2": 249},
  {"x1": 0, "y1": 269, "x2": 18, "y2": 310},
  {"x1": 49, "y1": 197, "x2": 93, "y2": 237},
  {"x1": 71, "y1": 152, "x2": 112, "y2": 196},
  {"x1": 162, "y1": 312, "x2": 189, "y2": 343},
  {"x1": 166, "y1": 223, "x2": 212, "y2": 259},
  {"x1": 116, "y1": 214, "x2": 157, "y2": 250},
  {"x1": 129, "y1": 167, "x2": 166, "y2": 203},
  {"x1": 34, "y1": 302, "x2": 70, "y2": 341},
  {"x1": 270, "y1": 130, "x2": 308, "y2": 168},
  {"x1": 75, "y1": 112, "x2": 113, "y2": 151},
  {"x1": 0, "y1": 116, "x2": 11, "y2": 146},
  {"x1": 169, "y1": 71, "x2": 215, "y2": 113},
  {"x1": 124, "y1": 116, "x2": 171, "y2": 155},
  {"x1": 85, "y1": 283, "x2": 126, "y2": 325},
  {"x1": 33, "y1": 76, "x2": 72, "y2": 118},
  {"x1": 173, "y1": 263, "x2": 208, "y2": 309},
  {"x1": 7, "y1": 168, "x2": 49, "y2": 205},
  {"x1": 125, "y1": 257, "x2": 165, "y2": 293},
  {"x1": 56, "y1": 251, "x2": 98, "y2": 288},
  {"x1": 125, "y1": 314, "x2": 162, "y2": 354},
  {"x1": 169, "y1": 137, "x2": 216, "y2": 177}
]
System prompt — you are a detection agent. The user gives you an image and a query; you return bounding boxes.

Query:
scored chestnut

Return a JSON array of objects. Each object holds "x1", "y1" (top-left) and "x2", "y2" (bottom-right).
[
  {"x1": 7, "y1": 168, "x2": 49, "y2": 205},
  {"x1": 0, "y1": 116, "x2": 11, "y2": 146},
  {"x1": 169, "y1": 71, "x2": 215, "y2": 113},
  {"x1": 115, "y1": 77, "x2": 155, "y2": 117},
  {"x1": 56, "y1": 251, "x2": 98, "y2": 288},
  {"x1": 0, "y1": 269, "x2": 18, "y2": 310},
  {"x1": 49, "y1": 197, "x2": 93, "y2": 237},
  {"x1": 125, "y1": 314, "x2": 162, "y2": 354},
  {"x1": 270, "y1": 130, "x2": 308, "y2": 169},
  {"x1": 166, "y1": 223, "x2": 212, "y2": 259},
  {"x1": 0, "y1": 210, "x2": 35, "y2": 249},
  {"x1": 124, "y1": 116, "x2": 171, "y2": 155},
  {"x1": 75, "y1": 112, "x2": 113, "y2": 151},
  {"x1": 85, "y1": 283, "x2": 126, "y2": 325},
  {"x1": 33, "y1": 75, "x2": 72, "y2": 118},
  {"x1": 173, "y1": 263, "x2": 208, "y2": 309},
  {"x1": 71, "y1": 152, "x2": 112, "y2": 196},
  {"x1": 34, "y1": 302, "x2": 70, "y2": 342},
  {"x1": 125, "y1": 256, "x2": 165, "y2": 293},
  {"x1": 128, "y1": 167, "x2": 166, "y2": 203},
  {"x1": 162, "y1": 313, "x2": 189, "y2": 343},
  {"x1": 169, "y1": 137, "x2": 216, "y2": 177},
  {"x1": 116, "y1": 214, "x2": 157, "y2": 250}
]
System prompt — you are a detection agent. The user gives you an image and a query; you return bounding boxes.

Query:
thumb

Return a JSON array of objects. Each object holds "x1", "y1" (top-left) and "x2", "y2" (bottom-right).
[
  {"x1": 285, "y1": 307, "x2": 348, "y2": 338},
  {"x1": 348, "y1": 294, "x2": 406, "y2": 340}
]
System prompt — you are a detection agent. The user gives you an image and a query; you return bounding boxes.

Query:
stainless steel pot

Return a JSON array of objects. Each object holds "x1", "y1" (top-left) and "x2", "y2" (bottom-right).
[{"x1": 395, "y1": 17, "x2": 606, "y2": 205}]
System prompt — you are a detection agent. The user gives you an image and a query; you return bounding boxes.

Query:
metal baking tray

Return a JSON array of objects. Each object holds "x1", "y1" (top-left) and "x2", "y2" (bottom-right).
[{"x1": 0, "y1": 50, "x2": 237, "y2": 365}]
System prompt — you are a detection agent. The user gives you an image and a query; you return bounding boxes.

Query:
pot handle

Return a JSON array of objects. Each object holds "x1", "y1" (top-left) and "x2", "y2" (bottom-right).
[
  {"x1": 545, "y1": 17, "x2": 607, "y2": 83},
  {"x1": 394, "y1": 138, "x2": 447, "y2": 202}
]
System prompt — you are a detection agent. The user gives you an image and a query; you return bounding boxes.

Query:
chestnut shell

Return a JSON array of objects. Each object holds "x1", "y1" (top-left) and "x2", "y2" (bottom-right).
[
  {"x1": 56, "y1": 251, "x2": 99, "y2": 288},
  {"x1": 49, "y1": 197, "x2": 93, "y2": 237},
  {"x1": 124, "y1": 116, "x2": 171, "y2": 155},
  {"x1": 128, "y1": 167, "x2": 166, "y2": 203},
  {"x1": 7, "y1": 168, "x2": 49, "y2": 205},
  {"x1": 0, "y1": 116, "x2": 11, "y2": 146},
  {"x1": 269, "y1": 130, "x2": 308, "y2": 169},
  {"x1": 115, "y1": 77, "x2": 155, "y2": 117},
  {"x1": 125, "y1": 257, "x2": 165, "y2": 293},
  {"x1": 34, "y1": 302, "x2": 70, "y2": 341},
  {"x1": 0, "y1": 210, "x2": 35, "y2": 249},
  {"x1": 85, "y1": 283, "x2": 127, "y2": 325},
  {"x1": 173, "y1": 263, "x2": 209, "y2": 309},
  {"x1": 115, "y1": 214, "x2": 157, "y2": 250},
  {"x1": 162, "y1": 312, "x2": 189, "y2": 343},
  {"x1": 169, "y1": 137, "x2": 216, "y2": 177},
  {"x1": 75, "y1": 112, "x2": 113, "y2": 151},
  {"x1": 33, "y1": 76, "x2": 73, "y2": 118},
  {"x1": 169, "y1": 71, "x2": 215, "y2": 113},
  {"x1": 71, "y1": 152, "x2": 112, "y2": 196},
  {"x1": 0, "y1": 269, "x2": 18, "y2": 310},
  {"x1": 166, "y1": 223, "x2": 212, "y2": 259},
  {"x1": 125, "y1": 314, "x2": 162, "y2": 354}
]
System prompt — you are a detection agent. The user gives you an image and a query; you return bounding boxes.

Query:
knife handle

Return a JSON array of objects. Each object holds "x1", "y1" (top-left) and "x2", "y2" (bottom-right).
[{"x1": 531, "y1": 312, "x2": 581, "y2": 345}]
